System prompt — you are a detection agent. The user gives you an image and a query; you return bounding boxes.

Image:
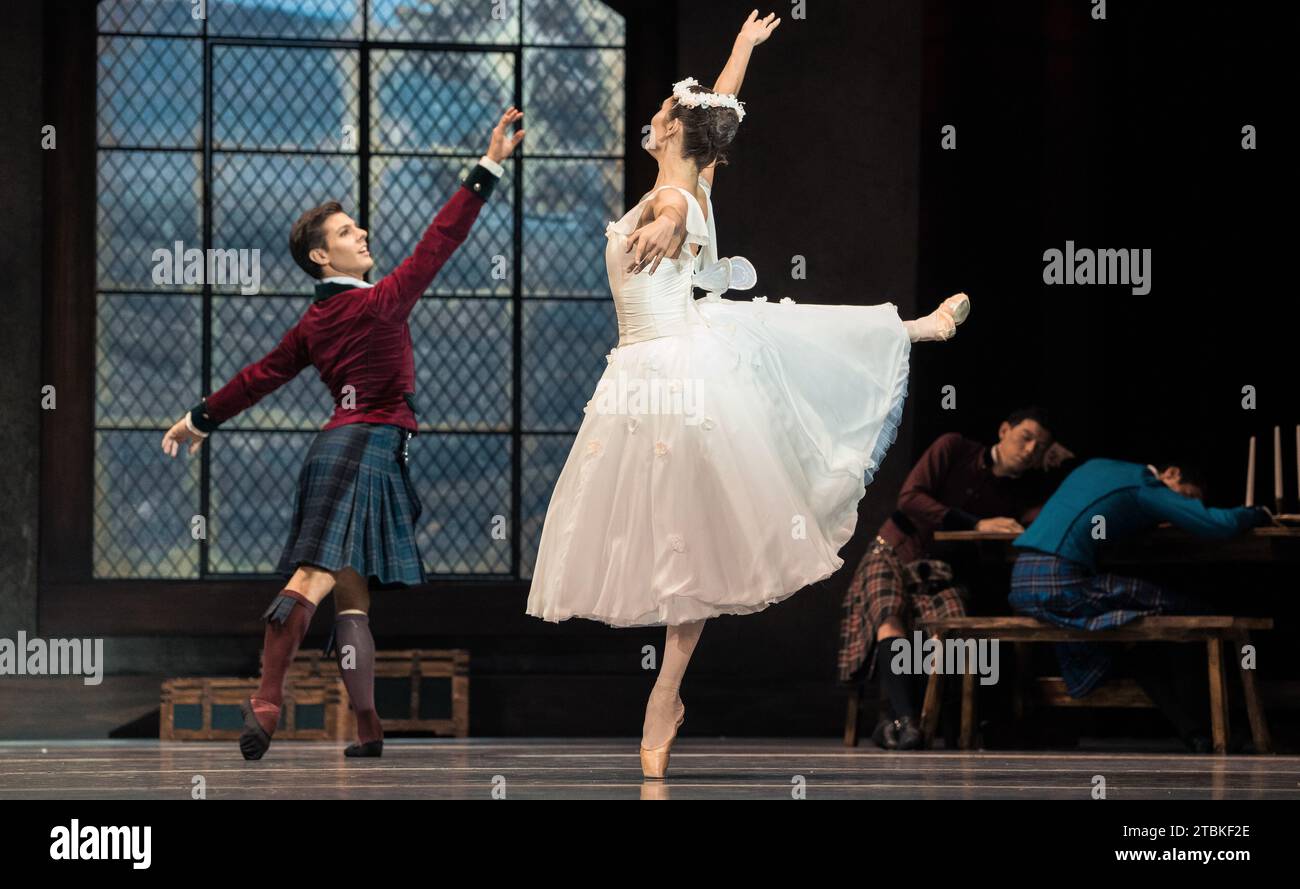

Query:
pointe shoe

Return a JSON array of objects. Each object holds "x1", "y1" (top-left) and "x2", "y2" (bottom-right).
[
  {"x1": 639, "y1": 706, "x2": 685, "y2": 780},
  {"x1": 933, "y1": 292, "x2": 970, "y2": 340}
]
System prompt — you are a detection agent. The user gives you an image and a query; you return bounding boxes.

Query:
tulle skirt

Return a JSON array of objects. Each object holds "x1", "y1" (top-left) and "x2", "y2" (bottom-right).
[{"x1": 526, "y1": 296, "x2": 911, "y2": 627}]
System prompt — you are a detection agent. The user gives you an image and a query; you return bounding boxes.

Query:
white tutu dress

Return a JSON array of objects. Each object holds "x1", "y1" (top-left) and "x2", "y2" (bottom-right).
[{"x1": 526, "y1": 177, "x2": 911, "y2": 627}]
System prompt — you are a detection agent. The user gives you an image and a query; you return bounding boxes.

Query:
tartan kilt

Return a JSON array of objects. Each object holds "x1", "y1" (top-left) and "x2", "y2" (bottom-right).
[
  {"x1": 837, "y1": 539, "x2": 968, "y2": 684},
  {"x1": 1008, "y1": 551, "x2": 1188, "y2": 698},
  {"x1": 276, "y1": 422, "x2": 427, "y2": 587}
]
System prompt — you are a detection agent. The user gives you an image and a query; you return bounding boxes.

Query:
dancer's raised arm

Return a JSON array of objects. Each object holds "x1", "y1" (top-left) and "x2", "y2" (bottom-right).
[{"x1": 700, "y1": 10, "x2": 780, "y2": 189}]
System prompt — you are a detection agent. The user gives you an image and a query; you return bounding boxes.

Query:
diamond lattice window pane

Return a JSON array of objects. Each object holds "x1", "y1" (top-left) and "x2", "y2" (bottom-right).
[
  {"x1": 98, "y1": 37, "x2": 202, "y2": 148},
  {"x1": 369, "y1": 0, "x2": 519, "y2": 44},
  {"x1": 520, "y1": 433, "x2": 575, "y2": 578},
  {"x1": 94, "y1": 430, "x2": 201, "y2": 578},
  {"x1": 98, "y1": 0, "x2": 203, "y2": 34},
  {"x1": 98, "y1": 151, "x2": 203, "y2": 291},
  {"x1": 371, "y1": 156, "x2": 513, "y2": 297},
  {"x1": 210, "y1": 0, "x2": 363, "y2": 40},
  {"x1": 96, "y1": 294, "x2": 202, "y2": 428},
  {"x1": 93, "y1": 3, "x2": 628, "y2": 579},
  {"x1": 411, "y1": 298, "x2": 513, "y2": 432},
  {"x1": 524, "y1": 0, "x2": 626, "y2": 46},
  {"x1": 208, "y1": 431, "x2": 314, "y2": 573},
  {"x1": 523, "y1": 160, "x2": 622, "y2": 297},
  {"x1": 522, "y1": 300, "x2": 616, "y2": 431},
  {"x1": 408, "y1": 434, "x2": 512, "y2": 574},
  {"x1": 214, "y1": 46, "x2": 360, "y2": 152},
  {"x1": 212, "y1": 152, "x2": 359, "y2": 293},
  {"x1": 523, "y1": 49, "x2": 624, "y2": 156},
  {"x1": 211, "y1": 296, "x2": 330, "y2": 430},
  {"x1": 371, "y1": 49, "x2": 514, "y2": 154}
]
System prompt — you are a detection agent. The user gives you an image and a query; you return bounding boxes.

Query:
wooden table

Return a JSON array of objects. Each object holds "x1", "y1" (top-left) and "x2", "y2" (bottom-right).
[
  {"x1": 933, "y1": 526, "x2": 1300, "y2": 564},
  {"x1": 919, "y1": 527, "x2": 1300, "y2": 753}
]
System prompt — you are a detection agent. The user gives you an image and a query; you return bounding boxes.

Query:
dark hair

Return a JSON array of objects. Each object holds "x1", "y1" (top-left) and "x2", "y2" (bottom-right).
[
  {"x1": 1158, "y1": 459, "x2": 1210, "y2": 495},
  {"x1": 668, "y1": 84, "x2": 740, "y2": 169},
  {"x1": 289, "y1": 200, "x2": 344, "y2": 279},
  {"x1": 1004, "y1": 405, "x2": 1053, "y2": 436}
]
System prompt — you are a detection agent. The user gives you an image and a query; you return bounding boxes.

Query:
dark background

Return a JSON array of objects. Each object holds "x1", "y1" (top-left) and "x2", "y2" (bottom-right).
[{"x1": 1, "y1": 0, "x2": 1295, "y2": 742}]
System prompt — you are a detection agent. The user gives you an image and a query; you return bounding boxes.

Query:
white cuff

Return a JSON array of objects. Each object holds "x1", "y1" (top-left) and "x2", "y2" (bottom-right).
[
  {"x1": 184, "y1": 412, "x2": 209, "y2": 438},
  {"x1": 478, "y1": 155, "x2": 505, "y2": 178}
]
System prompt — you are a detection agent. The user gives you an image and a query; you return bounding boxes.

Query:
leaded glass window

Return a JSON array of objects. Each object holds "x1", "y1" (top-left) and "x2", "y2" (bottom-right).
[{"x1": 94, "y1": 0, "x2": 626, "y2": 579}]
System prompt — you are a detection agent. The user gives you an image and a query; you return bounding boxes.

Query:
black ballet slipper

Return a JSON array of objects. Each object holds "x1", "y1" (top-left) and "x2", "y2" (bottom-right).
[
  {"x1": 238, "y1": 699, "x2": 273, "y2": 761},
  {"x1": 344, "y1": 739, "x2": 383, "y2": 758},
  {"x1": 871, "y1": 717, "x2": 899, "y2": 750},
  {"x1": 893, "y1": 715, "x2": 924, "y2": 751}
]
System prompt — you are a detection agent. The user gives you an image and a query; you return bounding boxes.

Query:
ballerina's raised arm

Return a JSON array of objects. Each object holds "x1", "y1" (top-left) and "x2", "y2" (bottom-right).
[{"x1": 698, "y1": 10, "x2": 781, "y2": 191}]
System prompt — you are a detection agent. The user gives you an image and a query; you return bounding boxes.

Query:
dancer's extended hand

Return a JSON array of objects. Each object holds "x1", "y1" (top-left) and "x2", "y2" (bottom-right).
[
  {"x1": 1039, "y1": 441, "x2": 1075, "y2": 471},
  {"x1": 738, "y1": 10, "x2": 781, "y2": 46},
  {"x1": 161, "y1": 415, "x2": 205, "y2": 458},
  {"x1": 486, "y1": 106, "x2": 525, "y2": 163},
  {"x1": 625, "y1": 213, "x2": 682, "y2": 276}
]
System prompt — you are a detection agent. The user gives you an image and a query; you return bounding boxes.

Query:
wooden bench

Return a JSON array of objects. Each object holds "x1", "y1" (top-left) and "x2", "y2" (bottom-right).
[{"x1": 911, "y1": 615, "x2": 1273, "y2": 754}]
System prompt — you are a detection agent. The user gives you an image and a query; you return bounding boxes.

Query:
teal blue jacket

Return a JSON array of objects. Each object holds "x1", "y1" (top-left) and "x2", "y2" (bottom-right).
[{"x1": 1013, "y1": 458, "x2": 1263, "y2": 571}]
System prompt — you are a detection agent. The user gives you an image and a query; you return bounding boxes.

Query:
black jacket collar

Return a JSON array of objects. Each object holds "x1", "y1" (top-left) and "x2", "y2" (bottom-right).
[{"x1": 314, "y1": 281, "x2": 365, "y2": 303}]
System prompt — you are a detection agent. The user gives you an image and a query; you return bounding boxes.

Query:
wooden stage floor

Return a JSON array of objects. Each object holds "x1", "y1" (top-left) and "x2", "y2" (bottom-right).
[{"x1": 2, "y1": 738, "x2": 1298, "y2": 799}]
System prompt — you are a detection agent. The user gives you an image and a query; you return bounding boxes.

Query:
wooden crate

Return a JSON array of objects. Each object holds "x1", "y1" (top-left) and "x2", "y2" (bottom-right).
[
  {"x1": 160, "y1": 677, "x2": 351, "y2": 741},
  {"x1": 291, "y1": 649, "x2": 469, "y2": 737}
]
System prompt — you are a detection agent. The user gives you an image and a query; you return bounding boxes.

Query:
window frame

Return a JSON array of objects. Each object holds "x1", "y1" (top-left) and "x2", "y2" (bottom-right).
[{"x1": 89, "y1": 1, "x2": 625, "y2": 584}]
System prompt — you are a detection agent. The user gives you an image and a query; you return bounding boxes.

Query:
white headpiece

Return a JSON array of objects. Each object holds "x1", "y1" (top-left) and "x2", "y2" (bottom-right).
[{"x1": 672, "y1": 77, "x2": 746, "y2": 123}]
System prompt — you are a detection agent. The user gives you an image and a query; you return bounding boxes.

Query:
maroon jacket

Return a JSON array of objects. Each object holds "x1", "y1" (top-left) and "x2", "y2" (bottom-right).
[
  {"x1": 877, "y1": 432, "x2": 1056, "y2": 563},
  {"x1": 189, "y1": 165, "x2": 496, "y2": 434}
]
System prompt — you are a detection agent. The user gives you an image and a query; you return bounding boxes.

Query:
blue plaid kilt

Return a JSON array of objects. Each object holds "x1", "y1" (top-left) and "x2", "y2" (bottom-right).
[
  {"x1": 1008, "y1": 551, "x2": 1194, "y2": 698},
  {"x1": 276, "y1": 423, "x2": 427, "y2": 587}
]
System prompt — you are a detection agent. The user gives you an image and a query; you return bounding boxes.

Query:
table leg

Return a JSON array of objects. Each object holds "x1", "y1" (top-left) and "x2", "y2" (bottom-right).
[
  {"x1": 843, "y1": 684, "x2": 861, "y2": 747},
  {"x1": 1206, "y1": 637, "x2": 1229, "y2": 754},
  {"x1": 1234, "y1": 631, "x2": 1272, "y2": 754},
  {"x1": 920, "y1": 633, "x2": 944, "y2": 747},
  {"x1": 960, "y1": 668, "x2": 976, "y2": 750}
]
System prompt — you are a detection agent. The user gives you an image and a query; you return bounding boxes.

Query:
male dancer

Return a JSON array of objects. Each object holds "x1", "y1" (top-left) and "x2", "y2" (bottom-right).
[{"x1": 161, "y1": 109, "x2": 524, "y2": 759}]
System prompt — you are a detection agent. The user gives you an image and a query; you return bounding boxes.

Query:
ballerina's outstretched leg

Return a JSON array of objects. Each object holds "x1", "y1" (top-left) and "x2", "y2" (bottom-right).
[{"x1": 903, "y1": 292, "x2": 970, "y2": 342}]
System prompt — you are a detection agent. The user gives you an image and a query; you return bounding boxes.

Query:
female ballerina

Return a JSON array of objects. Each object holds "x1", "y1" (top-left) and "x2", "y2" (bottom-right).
[{"x1": 525, "y1": 11, "x2": 969, "y2": 778}]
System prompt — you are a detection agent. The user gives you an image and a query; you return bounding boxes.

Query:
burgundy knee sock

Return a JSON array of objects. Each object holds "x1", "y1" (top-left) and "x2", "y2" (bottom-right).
[
  {"x1": 250, "y1": 589, "x2": 317, "y2": 735},
  {"x1": 334, "y1": 613, "x2": 382, "y2": 744}
]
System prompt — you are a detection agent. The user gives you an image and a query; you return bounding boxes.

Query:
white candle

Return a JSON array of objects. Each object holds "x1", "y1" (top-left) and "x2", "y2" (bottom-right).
[
  {"x1": 1275, "y1": 425, "x2": 1283, "y2": 503},
  {"x1": 1245, "y1": 436, "x2": 1256, "y2": 507}
]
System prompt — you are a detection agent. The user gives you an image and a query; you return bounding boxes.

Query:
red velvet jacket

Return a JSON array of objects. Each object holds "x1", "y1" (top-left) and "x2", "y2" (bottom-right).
[{"x1": 189, "y1": 165, "x2": 496, "y2": 434}]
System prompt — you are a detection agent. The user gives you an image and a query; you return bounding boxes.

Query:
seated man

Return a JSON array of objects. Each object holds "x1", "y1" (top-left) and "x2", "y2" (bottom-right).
[
  {"x1": 1009, "y1": 457, "x2": 1272, "y2": 750},
  {"x1": 837, "y1": 406, "x2": 1070, "y2": 749}
]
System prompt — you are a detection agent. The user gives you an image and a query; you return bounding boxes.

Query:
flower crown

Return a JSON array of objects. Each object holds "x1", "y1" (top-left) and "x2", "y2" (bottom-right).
[{"x1": 672, "y1": 77, "x2": 746, "y2": 123}]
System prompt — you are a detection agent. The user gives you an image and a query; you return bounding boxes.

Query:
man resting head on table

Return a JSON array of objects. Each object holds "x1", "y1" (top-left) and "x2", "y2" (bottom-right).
[{"x1": 1009, "y1": 457, "x2": 1273, "y2": 751}]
